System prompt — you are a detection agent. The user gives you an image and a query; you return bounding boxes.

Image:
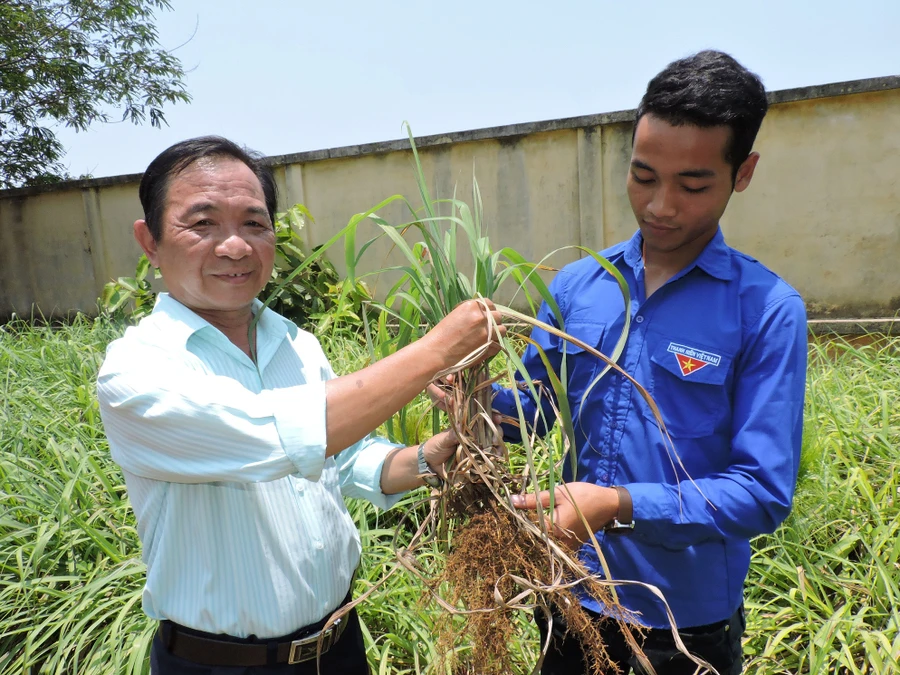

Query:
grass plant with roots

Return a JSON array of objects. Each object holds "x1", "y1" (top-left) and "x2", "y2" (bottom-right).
[{"x1": 259, "y1": 125, "x2": 714, "y2": 675}]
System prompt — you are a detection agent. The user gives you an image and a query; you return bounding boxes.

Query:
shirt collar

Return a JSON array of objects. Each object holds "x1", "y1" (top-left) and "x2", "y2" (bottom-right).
[
  {"x1": 622, "y1": 227, "x2": 734, "y2": 281},
  {"x1": 253, "y1": 300, "x2": 298, "y2": 371},
  {"x1": 149, "y1": 294, "x2": 297, "y2": 351},
  {"x1": 623, "y1": 230, "x2": 644, "y2": 269}
]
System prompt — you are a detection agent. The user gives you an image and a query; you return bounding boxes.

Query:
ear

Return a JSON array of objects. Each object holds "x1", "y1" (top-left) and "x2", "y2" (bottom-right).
[
  {"x1": 133, "y1": 220, "x2": 160, "y2": 268},
  {"x1": 733, "y1": 152, "x2": 760, "y2": 193}
]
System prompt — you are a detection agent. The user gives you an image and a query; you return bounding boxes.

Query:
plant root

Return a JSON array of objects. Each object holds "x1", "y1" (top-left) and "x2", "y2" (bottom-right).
[{"x1": 435, "y1": 502, "x2": 633, "y2": 675}]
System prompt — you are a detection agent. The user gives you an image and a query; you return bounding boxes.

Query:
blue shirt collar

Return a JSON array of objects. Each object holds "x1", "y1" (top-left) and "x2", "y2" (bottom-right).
[{"x1": 622, "y1": 227, "x2": 734, "y2": 281}]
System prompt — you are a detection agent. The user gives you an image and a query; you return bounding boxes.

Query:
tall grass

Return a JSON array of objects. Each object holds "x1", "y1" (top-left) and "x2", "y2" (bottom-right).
[
  {"x1": 743, "y1": 337, "x2": 900, "y2": 674},
  {"x1": 1, "y1": 319, "x2": 898, "y2": 673},
  {"x1": 0, "y1": 317, "x2": 154, "y2": 674}
]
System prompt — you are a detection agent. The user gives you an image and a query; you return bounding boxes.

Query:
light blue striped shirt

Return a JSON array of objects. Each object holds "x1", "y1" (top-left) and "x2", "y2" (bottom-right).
[{"x1": 97, "y1": 294, "x2": 403, "y2": 638}]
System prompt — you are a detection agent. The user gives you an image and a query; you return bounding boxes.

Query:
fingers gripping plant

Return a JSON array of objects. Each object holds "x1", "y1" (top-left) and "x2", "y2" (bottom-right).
[{"x1": 263, "y1": 126, "x2": 716, "y2": 675}]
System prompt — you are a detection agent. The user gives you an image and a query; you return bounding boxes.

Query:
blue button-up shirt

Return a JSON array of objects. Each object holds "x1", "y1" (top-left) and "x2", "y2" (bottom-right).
[{"x1": 493, "y1": 228, "x2": 807, "y2": 629}]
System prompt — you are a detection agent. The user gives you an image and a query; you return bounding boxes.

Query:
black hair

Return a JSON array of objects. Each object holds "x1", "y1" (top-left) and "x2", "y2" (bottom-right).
[
  {"x1": 635, "y1": 50, "x2": 768, "y2": 181},
  {"x1": 138, "y1": 136, "x2": 277, "y2": 241}
]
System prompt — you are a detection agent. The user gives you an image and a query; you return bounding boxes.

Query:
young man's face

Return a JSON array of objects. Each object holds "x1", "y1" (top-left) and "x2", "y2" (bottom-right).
[{"x1": 627, "y1": 114, "x2": 758, "y2": 262}]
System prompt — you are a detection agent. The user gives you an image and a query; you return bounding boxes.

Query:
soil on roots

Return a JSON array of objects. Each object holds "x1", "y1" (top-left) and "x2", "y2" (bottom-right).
[{"x1": 435, "y1": 502, "x2": 622, "y2": 675}]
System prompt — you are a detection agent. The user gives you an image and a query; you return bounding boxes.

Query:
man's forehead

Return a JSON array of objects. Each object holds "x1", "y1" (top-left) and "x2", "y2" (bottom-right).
[
  {"x1": 632, "y1": 115, "x2": 732, "y2": 171},
  {"x1": 166, "y1": 158, "x2": 264, "y2": 197},
  {"x1": 172, "y1": 155, "x2": 256, "y2": 182},
  {"x1": 160, "y1": 159, "x2": 268, "y2": 222}
]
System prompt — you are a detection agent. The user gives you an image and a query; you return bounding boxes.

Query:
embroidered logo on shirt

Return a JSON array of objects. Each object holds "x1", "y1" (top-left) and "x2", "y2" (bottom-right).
[{"x1": 667, "y1": 342, "x2": 721, "y2": 377}]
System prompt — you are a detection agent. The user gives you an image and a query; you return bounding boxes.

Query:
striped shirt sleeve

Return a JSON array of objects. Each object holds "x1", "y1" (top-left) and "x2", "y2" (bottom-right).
[{"x1": 98, "y1": 340, "x2": 327, "y2": 484}]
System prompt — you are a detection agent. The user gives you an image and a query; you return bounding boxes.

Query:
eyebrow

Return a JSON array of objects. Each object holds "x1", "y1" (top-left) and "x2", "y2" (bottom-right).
[
  {"x1": 183, "y1": 202, "x2": 270, "y2": 218},
  {"x1": 631, "y1": 159, "x2": 716, "y2": 179}
]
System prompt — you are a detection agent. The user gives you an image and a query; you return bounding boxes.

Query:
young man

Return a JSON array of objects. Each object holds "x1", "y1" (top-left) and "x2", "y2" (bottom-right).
[
  {"x1": 97, "y1": 136, "x2": 504, "y2": 674},
  {"x1": 494, "y1": 51, "x2": 808, "y2": 674}
]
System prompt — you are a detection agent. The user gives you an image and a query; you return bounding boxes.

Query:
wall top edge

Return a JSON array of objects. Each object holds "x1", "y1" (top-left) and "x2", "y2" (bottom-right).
[{"x1": 2, "y1": 74, "x2": 898, "y2": 200}]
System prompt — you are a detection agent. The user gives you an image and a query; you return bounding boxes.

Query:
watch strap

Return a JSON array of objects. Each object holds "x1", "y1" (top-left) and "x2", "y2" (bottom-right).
[
  {"x1": 417, "y1": 442, "x2": 443, "y2": 488},
  {"x1": 605, "y1": 485, "x2": 634, "y2": 532}
]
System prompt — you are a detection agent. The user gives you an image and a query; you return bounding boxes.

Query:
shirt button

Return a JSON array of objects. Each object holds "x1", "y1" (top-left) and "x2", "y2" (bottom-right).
[
  {"x1": 599, "y1": 472, "x2": 609, "y2": 483},
  {"x1": 635, "y1": 315, "x2": 644, "y2": 324},
  {"x1": 315, "y1": 541, "x2": 325, "y2": 550}
]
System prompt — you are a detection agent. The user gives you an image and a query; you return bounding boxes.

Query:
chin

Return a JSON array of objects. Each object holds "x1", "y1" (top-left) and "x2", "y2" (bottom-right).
[{"x1": 201, "y1": 293, "x2": 258, "y2": 313}]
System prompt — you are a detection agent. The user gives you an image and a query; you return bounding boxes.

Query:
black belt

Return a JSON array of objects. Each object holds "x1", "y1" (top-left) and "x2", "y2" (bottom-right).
[{"x1": 158, "y1": 600, "x2": 351, "y2": 666}]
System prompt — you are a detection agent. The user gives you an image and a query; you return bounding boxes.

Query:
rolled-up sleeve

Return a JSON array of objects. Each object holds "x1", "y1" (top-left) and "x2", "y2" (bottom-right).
[
  {"x1": 313, "y1": 354, "x2": 405, "y2": 510},
  {"x1": 267, "y1": 384, "x2": 328, "y2": 481},
  {"x1": 334, "y1": 435, "x2": 405, "y2": 510},
  {"x1": 98, "y1": 342, "x2": 328, "y2": 484}
]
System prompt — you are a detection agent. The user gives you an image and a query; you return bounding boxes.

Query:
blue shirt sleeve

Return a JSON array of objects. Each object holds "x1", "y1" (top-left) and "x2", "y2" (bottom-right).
[
  {"x1": 624, "y1": 293, "x2": 808, "y2": 547},
  {"x1": 491, "y1": 273, "x2": 568, "y2": 442}
]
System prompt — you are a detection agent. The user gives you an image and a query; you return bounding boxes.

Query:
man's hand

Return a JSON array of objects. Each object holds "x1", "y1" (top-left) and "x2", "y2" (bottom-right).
[
  {"x1": 379, "y1": 429, "x2": 460, "y2": 494},
  {"x1": 424, "y1": 299, "x2": 506, "y2": 372},
  {"x1": 511, "y1": 482, "x2": 619, "y2": 549},
  {"x1": 421, "y1": 428, "x2": 458, "y2": 479},
  {"x1": 426, "y1": 374, "x2": 453, "y2": 413}
]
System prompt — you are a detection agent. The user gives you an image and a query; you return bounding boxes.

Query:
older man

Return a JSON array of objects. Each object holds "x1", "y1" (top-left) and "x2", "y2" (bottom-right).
[{"x1": 97, "y1": 136, "x2": 504, "y2": 674}]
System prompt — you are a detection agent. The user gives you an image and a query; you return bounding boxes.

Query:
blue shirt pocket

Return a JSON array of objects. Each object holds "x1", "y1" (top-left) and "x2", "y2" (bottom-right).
[
  {"x1": 556, "y1": 321, "x2": 606, "y2": 354},
  {"x1": 554, "y1": 321, "x2": 608, "y2": 412},
  {"x1": 642, "y1": 336, "x2": 733, "y2": 438}
]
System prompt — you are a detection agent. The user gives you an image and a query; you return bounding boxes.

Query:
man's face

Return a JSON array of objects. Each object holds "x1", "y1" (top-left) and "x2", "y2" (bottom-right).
[
  {"x1": 138, "y1": 157, "x2": 275, "y2": 317},
  {"x1": 627, "y1": 114, "x2": 757, "y2": 261}
]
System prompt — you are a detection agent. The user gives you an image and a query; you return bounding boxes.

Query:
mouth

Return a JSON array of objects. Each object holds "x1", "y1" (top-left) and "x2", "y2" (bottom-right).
[
  {"x1": 642, "y1": 219, "x2": 676, "y2": 232},
  {"x1": 212, "y1": 272, "x2": 254, "y2": 283}
]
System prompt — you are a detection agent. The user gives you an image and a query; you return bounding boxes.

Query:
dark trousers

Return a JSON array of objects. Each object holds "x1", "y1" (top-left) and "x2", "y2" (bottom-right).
[
  {"x1": 150, "y1": 607, "x2": 369, "y2": 675},
  {"x1": 537, "y1": 604, "x2": 745, "y2": 675}
]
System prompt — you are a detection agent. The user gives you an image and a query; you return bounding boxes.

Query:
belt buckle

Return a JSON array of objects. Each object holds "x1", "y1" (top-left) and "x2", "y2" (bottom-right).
[
  {"x1": 288, "y1": 634, "x2": 316, "y2": 665},
  {"x1": 287, "y1": 618, "x2": 342, "y2": 665}
]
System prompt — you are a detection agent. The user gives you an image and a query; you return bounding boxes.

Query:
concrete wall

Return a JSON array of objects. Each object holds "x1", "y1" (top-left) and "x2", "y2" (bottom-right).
[{"x1": 1, "y1": 76, "x2": 898, "y2": 325}]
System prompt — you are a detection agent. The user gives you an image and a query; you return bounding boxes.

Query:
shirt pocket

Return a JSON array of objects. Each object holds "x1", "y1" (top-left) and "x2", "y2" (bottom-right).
[
  {"x1": 553, "y1": 322, "x2": 608, "y2": 409},
  {"x1": 642, "y1": 337, "x2": 733, "y2": 438}
]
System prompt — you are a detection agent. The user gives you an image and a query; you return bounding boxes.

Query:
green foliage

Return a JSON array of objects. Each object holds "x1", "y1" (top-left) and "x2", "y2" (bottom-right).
[
  {"x1": 98, "y1": 204, "x2": 372, "y2": 335},
  {"x1": 341, "y1": 124, "x2": 552, "y2": 331},
  {"x1": 264, "y1": 204, "x2": 372, "y2": 337},
  {"x1": 0, "y1": 317, "x2": 153, "y2": 674},
  {"x1": 1, "y1": 323, "x2": 899, "y2": 673},
  {"x1": 0, "y1": 0, "x2": 190, "y2": 188},
  {"x1": 743, "y1": 337, "x2": 900, "y2": 674},
  {"x1": 100, "y1": 253, "x2": 159, "y2": 321},
  {"x1": 320, "y1": 125, "x2": 579, "y2": 474}
]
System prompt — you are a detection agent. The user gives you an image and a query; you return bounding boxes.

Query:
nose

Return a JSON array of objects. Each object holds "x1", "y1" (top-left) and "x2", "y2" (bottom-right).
[
  {"x1": 646, "y1": 184, "x2": 677, "y2": 220},
  {"x1": 215, "y1": 233, "x2": 253, "y2": 259}
]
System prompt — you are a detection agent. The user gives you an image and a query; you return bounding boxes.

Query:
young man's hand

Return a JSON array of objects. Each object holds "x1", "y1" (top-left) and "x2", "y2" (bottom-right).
[{"x1": 511, "y1": 483, "x2": 620, "y2": 549}]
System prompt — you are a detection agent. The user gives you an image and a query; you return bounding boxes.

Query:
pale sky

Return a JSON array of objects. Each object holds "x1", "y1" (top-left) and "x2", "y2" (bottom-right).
[{"x1": 54, "y1": 0, "x2": 900, "y2": 180}]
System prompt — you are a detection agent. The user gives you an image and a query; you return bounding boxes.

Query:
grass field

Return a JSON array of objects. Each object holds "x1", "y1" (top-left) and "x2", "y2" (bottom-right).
[{"x1": 1, "y1": 317, "x2": 898, "y2": 673}]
